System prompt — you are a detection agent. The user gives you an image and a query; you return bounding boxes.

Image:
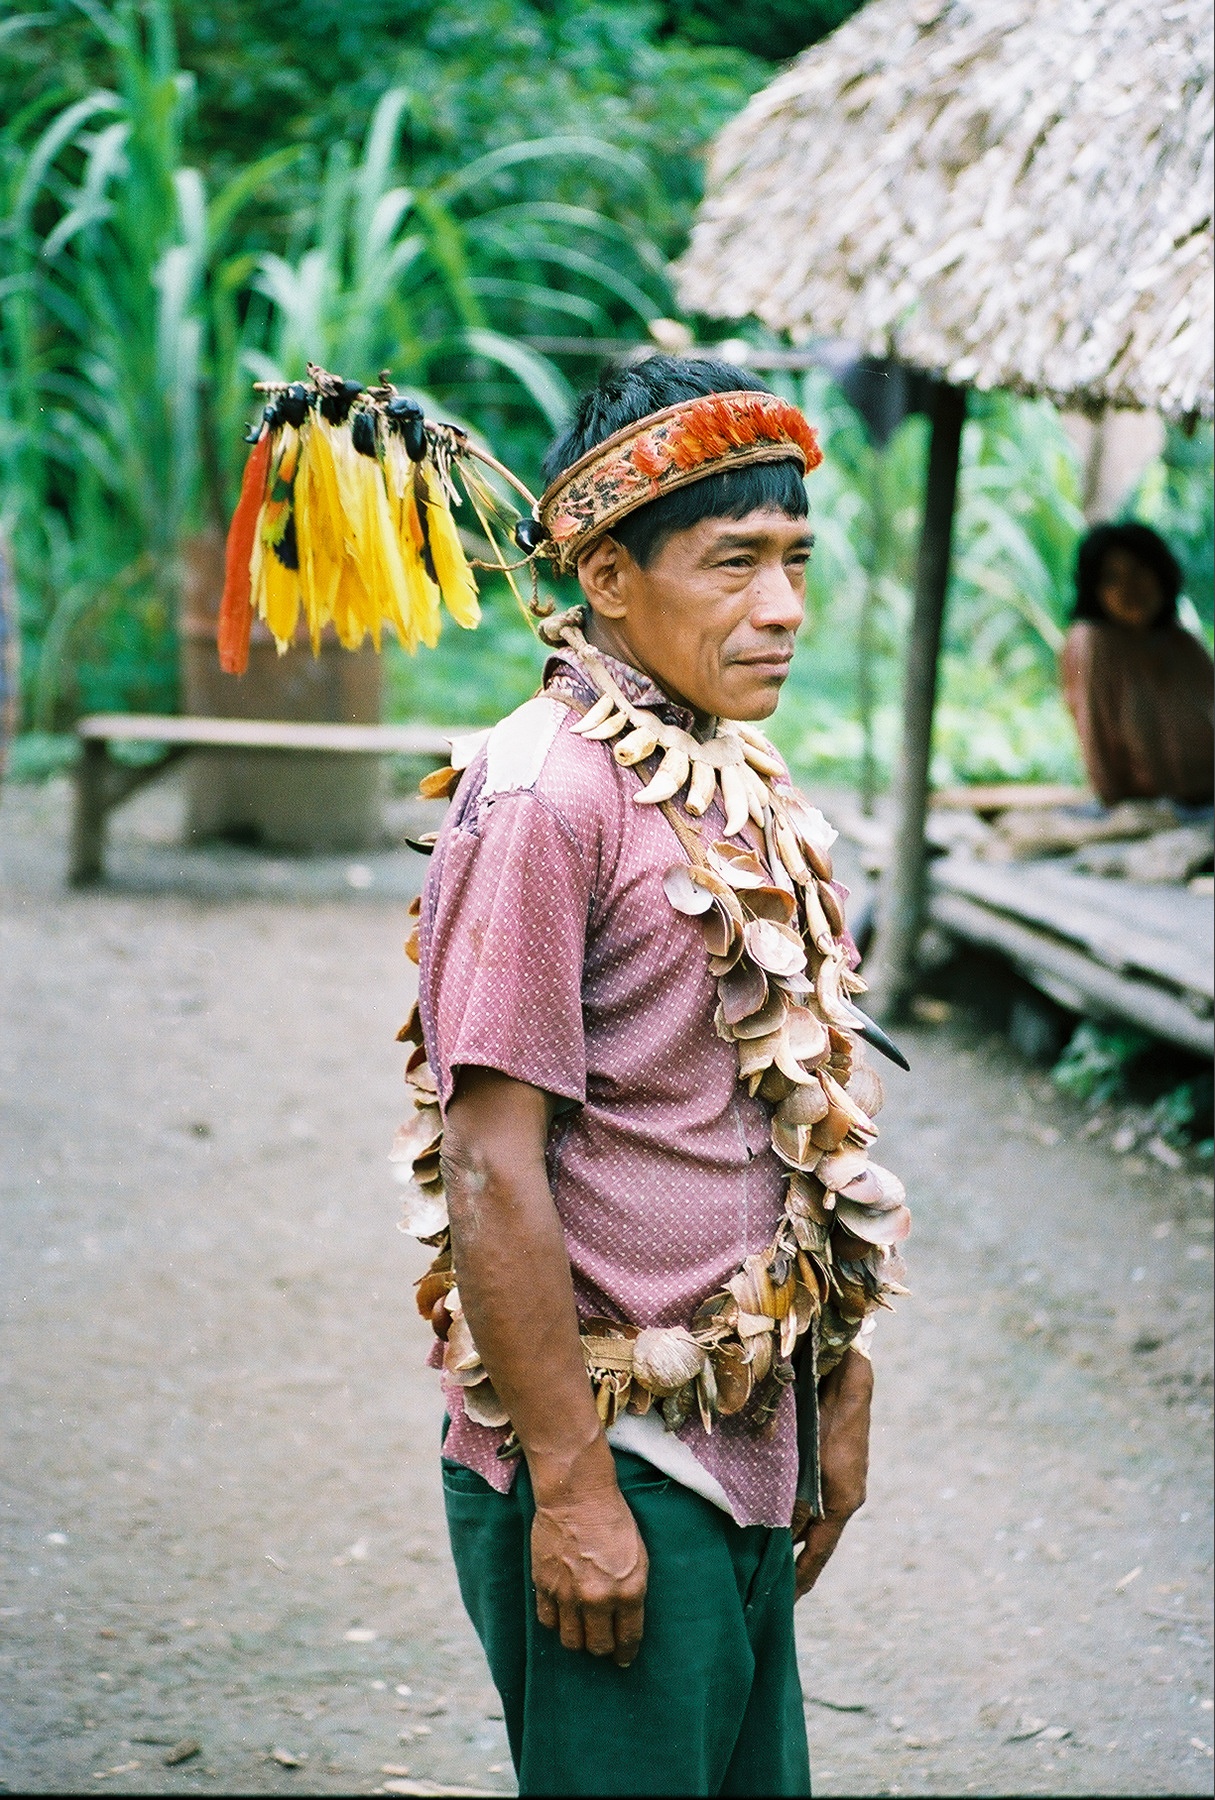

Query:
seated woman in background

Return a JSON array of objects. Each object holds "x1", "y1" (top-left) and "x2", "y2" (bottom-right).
[{"x1": 1061, "y1": 521, "x2": 1214, "y2": 808}]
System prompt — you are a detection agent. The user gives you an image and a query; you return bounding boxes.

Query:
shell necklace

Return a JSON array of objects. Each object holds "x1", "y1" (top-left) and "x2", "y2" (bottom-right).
[{"x1": 544, "y1": 617, "x2": 780, "y2": 839}]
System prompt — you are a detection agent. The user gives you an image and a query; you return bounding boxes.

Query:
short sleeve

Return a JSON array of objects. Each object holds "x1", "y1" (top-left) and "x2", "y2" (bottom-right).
[{"x1": 419, "y1": 786, "x2": 593, "y2": 1110}]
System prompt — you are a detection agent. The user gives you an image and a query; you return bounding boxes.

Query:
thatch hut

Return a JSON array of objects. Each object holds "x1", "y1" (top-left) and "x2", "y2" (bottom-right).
[
  {"x1": 676, "y1": 0, "x2": 1213, "y2": 1017},
  {"x1": 678, "y1": 0, "x2": 1213, "y2": 423}
]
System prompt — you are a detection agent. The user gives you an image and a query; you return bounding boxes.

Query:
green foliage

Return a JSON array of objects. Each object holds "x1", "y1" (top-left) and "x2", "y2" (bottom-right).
[
  {"x1": 1129, "y1": 420, "x2": 1214, "y2": 633},
  {"x1": 2, "y1": 0, "x2": 764, "y2": 256},
  {"x1": 0, "y1": 0, "x2": 691, "y2": 724},
  {"x1": 243, "y1": 96, "x2": 666, "y2": 480},
  {"x1": 1, "y1": 0, "x2": 296, "y2": 722},
  {"x1": 762, "y1": 375, "x2": 1089, "y2": 790},
  {"x1": 1052, "y1": 1020, "x2": 1212, "y2": 1151},
  {"x1": 2, "y1": 0, "x2": 1212, "y2": 771},
  {"x1": 1052, "y1": 1020, "x2": 1150, "y2": 1106},
  {"x1": 659, "y1": 0, "x2": 866, "y2": 62}
]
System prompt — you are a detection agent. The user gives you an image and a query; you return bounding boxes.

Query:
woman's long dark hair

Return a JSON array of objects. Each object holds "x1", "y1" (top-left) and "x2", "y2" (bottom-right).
[{"x1": 1073, "y1": 521, "x2": 1182, "y2": 627}]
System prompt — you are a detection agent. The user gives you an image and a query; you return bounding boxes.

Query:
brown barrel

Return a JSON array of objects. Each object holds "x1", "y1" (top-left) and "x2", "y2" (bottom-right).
[{"x1": 178, "y1": 531, "x2": 386, "y2": 851}]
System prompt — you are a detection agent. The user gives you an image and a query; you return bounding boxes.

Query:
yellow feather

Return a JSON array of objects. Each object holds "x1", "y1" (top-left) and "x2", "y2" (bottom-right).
[
  {"x1": 262, "y1": 545, "x2": 300, "y2": 650},
  {"x1": 423, "y1": 480, "x2": 480, "y2": 629},
  {"x1": 296, "y1": 418, "x2": 344, "y2": 648},
  {"x1": 332, "y1": 555, "x2": 371, "y2": 650},
  {"x1": 365, "y1": 461, "x2": 414, "y2": 652},
  {"x1": 403, "y1": 483, "x2": 442, "y2": 649},
  {"x1": 382, "y1": 438, "x2": 438, "y2": 650}
]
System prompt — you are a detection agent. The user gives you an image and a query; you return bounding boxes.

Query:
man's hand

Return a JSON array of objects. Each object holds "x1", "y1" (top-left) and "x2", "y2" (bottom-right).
[
  {"x1": 793, "y1": 1346, "x2": 873, "y2": 1598},
  {"x1": 532, "y1": 1475, "x2": 648, "y2": 1667}
]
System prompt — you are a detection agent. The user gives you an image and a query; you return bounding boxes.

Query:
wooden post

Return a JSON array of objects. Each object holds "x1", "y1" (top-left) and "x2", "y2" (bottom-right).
[
  {"x1": 70, "y1": 737, "x2": 109, "y2": 886},
  {"x1": 866, "y1": 380, "x2": 967, "y2": 1021}
]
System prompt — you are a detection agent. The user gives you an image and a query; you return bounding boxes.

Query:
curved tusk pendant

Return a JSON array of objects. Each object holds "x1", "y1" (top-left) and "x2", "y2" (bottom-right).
[
  {"x1": 719, "y1": 764, "x2": 750, "y2": 838},
  {"x1": 741, "y1": 738, "x2": 786, "y2": 781},
  {"x1": 614, "y1": 726, "x2": 661, "y2": 766},
  {"x1": 580, "y1": 710, "x2": 631, "y2": 741},
  {"x1": 773, "y1": 817, "x2": 809, "y2": 884},
  {"x1": 838, "y1": 1001, "x2": 911, "y2": 1072},
  {"x1": 634, "y1": 746, "x2": 691, "y2": 805},
  {"x1": 801, "y1": 880, "x2": 836, "y2": 955},
  {"x1": 569, "y1": 692, "x2": 616, "y2": 735},
  {"x1": 741, "y1": 763, "x2": 769, "y2": 827},
  {"x1": 685, "y1": 758, "x2": 718, "y2": 816}
]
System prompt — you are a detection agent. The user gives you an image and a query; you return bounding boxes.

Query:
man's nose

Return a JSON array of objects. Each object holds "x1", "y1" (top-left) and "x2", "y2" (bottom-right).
[{"x1": 750, "y1": 562, "x2": 805, "y2": 633}]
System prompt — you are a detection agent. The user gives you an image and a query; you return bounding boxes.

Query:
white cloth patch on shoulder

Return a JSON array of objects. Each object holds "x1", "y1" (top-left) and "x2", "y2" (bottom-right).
[{"x1": 481, "y1": 695, "x2": 568, "y2": 800}]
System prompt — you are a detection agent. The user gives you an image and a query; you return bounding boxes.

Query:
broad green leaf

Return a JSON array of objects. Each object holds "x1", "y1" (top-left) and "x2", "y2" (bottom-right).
[{"x1": 464, "y1": 328, "x2": 574, "y2": 430}]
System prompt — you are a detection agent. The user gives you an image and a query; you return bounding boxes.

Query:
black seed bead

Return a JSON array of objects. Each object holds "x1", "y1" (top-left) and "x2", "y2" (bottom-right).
[
  {"x1": 351, "y1": 409, "x2": 379, "y2": 457},
  {"x1": 279, "y1": 383, "x2": 310, "y2": 428},
  {"x1": 319, "y1": 378, "x2": 364, "y2": 426}
]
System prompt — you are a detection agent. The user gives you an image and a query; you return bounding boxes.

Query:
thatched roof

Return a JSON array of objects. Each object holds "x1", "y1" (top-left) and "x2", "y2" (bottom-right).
[{"x1": 676, "y1": 0, "x2": 1214, "y2": 421}]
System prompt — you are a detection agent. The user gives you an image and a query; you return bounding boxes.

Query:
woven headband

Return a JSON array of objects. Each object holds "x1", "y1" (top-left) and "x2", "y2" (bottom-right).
[{"x1": 529, "y1": 390, "x2": 823, "y2": 572}]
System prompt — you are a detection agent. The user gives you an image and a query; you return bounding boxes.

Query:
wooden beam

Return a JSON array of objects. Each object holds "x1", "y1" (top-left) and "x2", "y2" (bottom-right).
[
  {"x1": 866, "y1": 380, "x2": 967, "y2": 1020},
  {"x1": 76, "y1": 714, "x2": 454, "y2": 757}
]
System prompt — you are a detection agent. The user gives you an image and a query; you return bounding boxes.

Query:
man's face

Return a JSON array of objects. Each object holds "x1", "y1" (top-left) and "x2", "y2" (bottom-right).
[{"x1": 579, "y1": 507, "x2": 812, "y2": 722}]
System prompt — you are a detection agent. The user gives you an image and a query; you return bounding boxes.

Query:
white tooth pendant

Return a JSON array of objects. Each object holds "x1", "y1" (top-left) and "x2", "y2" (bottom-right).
[
  {"x1": 614, "y1": 726, "x2": 661, "y2": 766},
  {"x1": 561, "y1": 620, "x2": 778, "y2": 840},
  {"x1": 719, "y1": 764, "x2": 750, "y2": 838},
  {"x1": 685, "y1": 757, "x2": 718, "y2": 817},
  {"x1": 569, "y1": 692, "x2": 616, "y2": 734},
  {"x1": 580, "y1": 710, "x2": 631, "y2": 740},
  {"x1": 634, "y1": 746, "x2": 691, "y2": 805}
]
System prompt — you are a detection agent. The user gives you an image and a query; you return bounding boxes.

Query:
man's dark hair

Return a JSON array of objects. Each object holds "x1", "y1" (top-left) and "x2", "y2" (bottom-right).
[
  {"x1": 1073, "y1": 521, "x2": 1182, "y2": 627},
  {"x1": 542, "y1": 355, "x2": 809, "y2": 567}
]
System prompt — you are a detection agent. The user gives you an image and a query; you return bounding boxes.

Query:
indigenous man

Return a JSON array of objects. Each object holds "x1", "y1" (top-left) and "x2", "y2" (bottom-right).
[{"x1": 402, "y1": 357, "x2": 909, "y2": 1797}]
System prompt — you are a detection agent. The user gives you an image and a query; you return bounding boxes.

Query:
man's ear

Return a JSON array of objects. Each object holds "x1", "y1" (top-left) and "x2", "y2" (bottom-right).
[{"x1": 577, "y1": 535, "x2": 630, "y2": 621}]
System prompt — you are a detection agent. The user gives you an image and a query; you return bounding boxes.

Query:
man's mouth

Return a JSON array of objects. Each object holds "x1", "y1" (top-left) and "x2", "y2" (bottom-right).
[{"x1": 734, "y1": 653, "x2": 793, "y2": 677}]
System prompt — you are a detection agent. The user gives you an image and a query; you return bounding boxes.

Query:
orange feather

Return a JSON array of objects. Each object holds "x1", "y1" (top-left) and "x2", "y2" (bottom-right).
[{"x1": 218, "y1": 429, "x2": 272, "y2": 675}]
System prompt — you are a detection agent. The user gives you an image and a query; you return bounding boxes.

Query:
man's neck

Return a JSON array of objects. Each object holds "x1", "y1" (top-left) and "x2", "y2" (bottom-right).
[{"x1": 582, "y1": 612, "x2": 713, "y2": 736}]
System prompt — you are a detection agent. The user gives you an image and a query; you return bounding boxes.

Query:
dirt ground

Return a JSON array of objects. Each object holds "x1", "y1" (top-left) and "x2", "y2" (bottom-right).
[{"x1": 1, "y1": 770, "x2": 1212, "y2": 1798}]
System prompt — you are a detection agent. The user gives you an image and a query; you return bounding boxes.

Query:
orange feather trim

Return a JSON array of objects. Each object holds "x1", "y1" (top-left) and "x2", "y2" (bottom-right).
[
  {"x1": 218, "y1": 428, "x2": 272, "y2": 675},
  {"x1": 665, "y1": 393, "x2": 822, "y2": 474}
]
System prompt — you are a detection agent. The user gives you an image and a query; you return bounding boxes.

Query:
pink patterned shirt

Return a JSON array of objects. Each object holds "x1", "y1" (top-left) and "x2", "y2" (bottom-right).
[{"x1": 417, "y1": 648, "x2": 798, "y2": 1527}]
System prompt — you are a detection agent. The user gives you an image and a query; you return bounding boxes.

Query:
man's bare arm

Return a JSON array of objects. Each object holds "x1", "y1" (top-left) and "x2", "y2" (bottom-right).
[{"x1": 441, "y1": 1066, "x2": 647, "y2": 1666}]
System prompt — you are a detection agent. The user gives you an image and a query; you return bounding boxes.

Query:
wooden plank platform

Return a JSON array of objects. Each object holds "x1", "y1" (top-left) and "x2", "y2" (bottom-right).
[
  {"x1": 929, "y1": 853, "x2": 1213, "y2": 1055},
  {"x1": 931, "y1": 854, "x2": 1213, "y2": 1000},
  {"x1": 930, "y1": 782, "x2": 1090, "y2": 814}
]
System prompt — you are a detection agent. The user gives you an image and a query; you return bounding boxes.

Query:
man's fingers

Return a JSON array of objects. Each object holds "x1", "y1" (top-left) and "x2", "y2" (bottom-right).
[
  {"x1": 582, "y1": 1606, "x2": 617, "y2": 1659},
  {"x1": 556, "y1": 1599, "x2": 585, "y2": 1654},
  {"x1": 612, "y1": 1599, "x2": 645, "y2": 1669},
  {"x1": 794, "y1": 1519, "x2": 845, "y2": 1598},
  {"x1": 535, "y1": 1589, "x2": 559, "y2": 1632}
]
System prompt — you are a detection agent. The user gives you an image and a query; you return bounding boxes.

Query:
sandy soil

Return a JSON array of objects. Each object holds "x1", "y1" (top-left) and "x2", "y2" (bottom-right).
[{"x1": 1, "y1": 772, "x2": 1211, "y2": 1797}]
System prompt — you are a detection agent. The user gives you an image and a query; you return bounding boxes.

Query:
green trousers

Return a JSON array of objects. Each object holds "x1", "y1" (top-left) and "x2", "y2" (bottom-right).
[{"x1": 442, "y1": 1446, "x2": 811, "y2": 1797}]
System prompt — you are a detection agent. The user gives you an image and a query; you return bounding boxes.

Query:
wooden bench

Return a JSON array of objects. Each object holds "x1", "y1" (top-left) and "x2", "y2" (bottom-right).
[{"x1": 70, "y1": 714, "x2": 452, "y2": 886}]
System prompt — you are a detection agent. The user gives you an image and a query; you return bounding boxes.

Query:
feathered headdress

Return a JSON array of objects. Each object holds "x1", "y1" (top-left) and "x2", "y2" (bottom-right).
[
  {"x1": 217, "y1": 364, "x2": 538, "y2": 674},
  {"x1": 218, "y1": 372, "x2": 821, "y2": 671}
]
